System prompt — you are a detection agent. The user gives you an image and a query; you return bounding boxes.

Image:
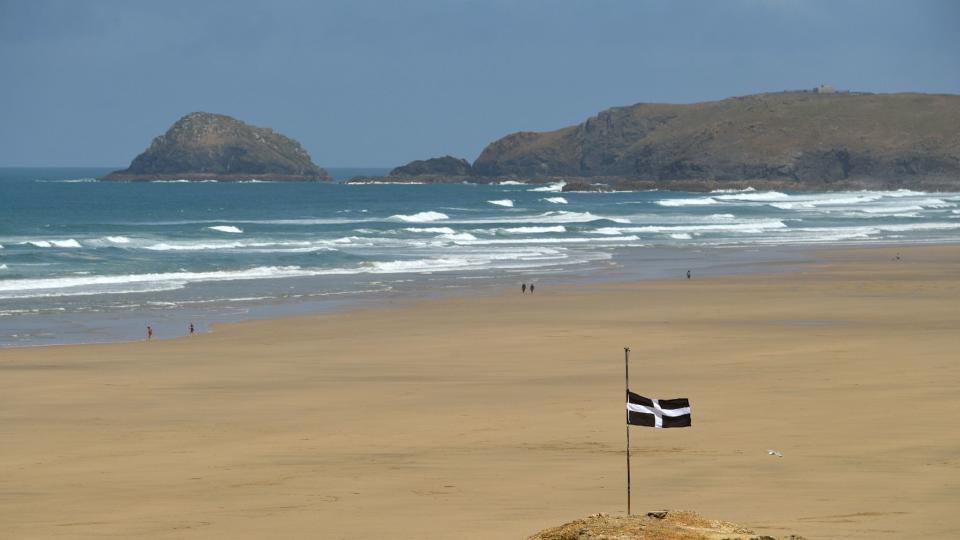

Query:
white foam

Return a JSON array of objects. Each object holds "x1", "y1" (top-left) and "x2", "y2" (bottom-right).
[
  {"x1": 437, "y1": 232, "x2": 478, "y2": 241},
  {"x1": 405, "y1": 227, "x2": 456, "y2": 234},
  {"x1": 208, "y1": 225, "x2": 243, "y2": 234},
  {"x1": 488, "y1": 199, "x2": 514, "y2": 207},
  {"x1": 0, "y1": 264, "x2": 7, "y2": 270},
  {"x1": 500, "y1": 226, "x2": 567, "y2": 234},
  {"x1": 348, "y1": 181, "x2": 425, "y2": 185},
  {"x1": 390, "y1": 211, "x2": 449, "y2": 223},
  {"x1": 543, "y1": 197, "x2": 568, "y2": 204},
  {"x1": 489, "y1": 211, "x2": 630, "y2": 224},
  {"x1": 40, "y1": 178, "x2": 98, "y2": 183},
  {"x1": 656, "y1": 197, "x2": 717, "y2": 207},
  {"x1": 594, "y1": 220, "x2": 788, "y2": 235},
  {"x1": 529, "y1": 181, "x2": 566, "y2": 192},
  {"x1": 105, "y1": 236, "x2": 131, "y2": 244},
  {"x1": 713, "y1": 191, "x2": 789, "y2": 202},
  {"x1": 498, "y1": 181, "x2": 524, "y2": 185},
  {"x1": 19, "y1": 239, "x2": 82, "y2": 248},
  {"x1": 710, "y1": 187, "x2": 756, "y2": 194},
  {"x1": 0, "y1": 266, "x2": 326, "y2": 299},
  {"x1": 451, "y1": 235, "x2": 641, "y2": 246},
  {"x1": 670, "y1": 233, "x2": 693, "y2": 240},
  {"x1": 145, "y1": 241, "x2": 245, "y2": 251}
]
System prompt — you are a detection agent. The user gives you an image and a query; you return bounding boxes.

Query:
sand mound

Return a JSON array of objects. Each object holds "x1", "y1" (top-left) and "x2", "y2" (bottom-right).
[{"x1": 528, "y1": 511, "x2": 805, "y2": 540}]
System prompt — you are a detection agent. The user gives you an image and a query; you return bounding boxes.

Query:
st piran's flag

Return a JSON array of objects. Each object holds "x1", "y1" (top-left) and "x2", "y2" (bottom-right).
[{"x1": 627, "y1": 391, "x2": 691, "y2": 428}]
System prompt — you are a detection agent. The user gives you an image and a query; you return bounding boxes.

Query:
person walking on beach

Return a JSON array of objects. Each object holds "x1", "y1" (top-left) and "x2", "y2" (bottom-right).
[
  {"x1": 529, "y1": 283, "x2": 535, "y2": 294},
  {"x1": 686, "y1": 269, "x2": 691, "y2": 280},
  {"x1": 189, "y1": 323, "x2": 195, "y2": 336},
  {"x1": 521, "y1": 283, "x2": 526, "y2": 294},
  {"x1": 146, "y1": 325, "x2": 153, "y2": 340}
]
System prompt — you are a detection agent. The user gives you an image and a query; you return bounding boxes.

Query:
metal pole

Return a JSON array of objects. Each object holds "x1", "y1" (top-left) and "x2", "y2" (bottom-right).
[{"x1": 624, "y1": 346, "x2": 631, "y2": 516}]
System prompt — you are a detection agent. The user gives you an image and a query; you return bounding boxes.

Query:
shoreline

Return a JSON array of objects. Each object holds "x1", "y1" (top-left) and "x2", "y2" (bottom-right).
[
  {"x1": 4, "y1": 240, "x2": 953, "y2": 351},
  {"x1": 2, "y1": 243, "x2": 959, "y2": 538},
  {"x1": 1, "y1": 242, "x2": 825, "y2": 350}
]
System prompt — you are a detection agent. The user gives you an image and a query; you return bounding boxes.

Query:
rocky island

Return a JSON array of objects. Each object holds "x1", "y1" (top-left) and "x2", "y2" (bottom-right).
[
  {"x1": 103, "y1": 112, "x2": 329, "y2": 182},
  {"x1": 350, "y1": 90, "x2": 960, "y2": 191}
]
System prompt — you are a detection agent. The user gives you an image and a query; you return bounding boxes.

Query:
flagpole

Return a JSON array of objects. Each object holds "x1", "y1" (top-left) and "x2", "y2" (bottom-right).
[{"x1": 624, "y1": 346, "x2": 631, "y2": 516}]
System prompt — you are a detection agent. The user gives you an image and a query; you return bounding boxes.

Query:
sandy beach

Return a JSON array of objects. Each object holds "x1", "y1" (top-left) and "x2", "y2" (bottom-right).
[{"x1": 1, "y1": 245, "x2": 958, "y2": 539}]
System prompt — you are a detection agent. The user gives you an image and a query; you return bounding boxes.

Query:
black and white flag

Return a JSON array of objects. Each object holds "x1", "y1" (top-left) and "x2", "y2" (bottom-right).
[{"x1": 627, "y1": 391, "x2": 691, "y2": 428}]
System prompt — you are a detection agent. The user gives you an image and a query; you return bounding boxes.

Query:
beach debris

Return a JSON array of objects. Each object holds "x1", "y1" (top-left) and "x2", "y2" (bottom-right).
[{"x1": 768, "y1": 449, "x2": 784, "y2": 457}]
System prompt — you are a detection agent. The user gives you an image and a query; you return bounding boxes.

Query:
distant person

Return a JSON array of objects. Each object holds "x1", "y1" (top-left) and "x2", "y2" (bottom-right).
[
  {"x1": 521, "y1": 283, "x2": 526, "y2": 294},
  {"x1": 686, "y1": 269, "x2": 691, "y2": 280},
  {"x1": 189, "y1": 323, "x2": 195, "y2": 335},
  {"x1": 530, "y1": 283, "x2": 535, "y2": 294},
  {"x1": 147, "y1": 325, "x2": 153, "y2": 340}
]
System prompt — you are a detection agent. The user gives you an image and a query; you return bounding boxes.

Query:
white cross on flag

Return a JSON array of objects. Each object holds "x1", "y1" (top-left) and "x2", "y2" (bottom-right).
[{"x1": 627, "y1": 391, "x2": 691, "y2": 428}]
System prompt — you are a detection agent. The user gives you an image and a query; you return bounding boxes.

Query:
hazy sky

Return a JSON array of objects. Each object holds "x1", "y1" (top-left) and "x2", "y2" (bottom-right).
[{"x1": 1, "y1": 0, "x2": 957, "y2": 167}]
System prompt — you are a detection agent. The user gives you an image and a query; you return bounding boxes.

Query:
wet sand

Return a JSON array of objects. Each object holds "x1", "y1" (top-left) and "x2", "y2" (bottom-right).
[{"x1": 1, "y1": 245, "x2": 958, "y2": 538}]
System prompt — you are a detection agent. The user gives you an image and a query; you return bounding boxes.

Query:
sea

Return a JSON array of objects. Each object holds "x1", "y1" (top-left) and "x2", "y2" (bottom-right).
[{"x1": 2, "y1": 167, "x2": 959, "y2": 347}]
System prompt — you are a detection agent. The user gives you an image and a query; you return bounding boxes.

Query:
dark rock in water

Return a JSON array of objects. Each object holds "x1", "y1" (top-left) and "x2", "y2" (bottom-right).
[
  {"x1": 103, "y1": 112, "x2": 329, "y2": 182},
  {"x1": 561, "y1": 180, "x2": 611, "y2": 192},
  {"x1": 390, "y1": 155, "x2": 472, "y2": 177},
  {"x1": 472, "y1": 91, "x2": 960, "y2": 189}
]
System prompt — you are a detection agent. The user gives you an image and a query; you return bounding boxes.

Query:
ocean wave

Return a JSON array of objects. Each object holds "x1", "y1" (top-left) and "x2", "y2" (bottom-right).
[
  {"x1": 390, "y1": 211, "x2": 449, "y2": 222},
  {"x1": 451, "y1": 235, "x2": 641, "y2": 246},
  {"x1": 208, "y1": 225, "x2": 244, "y2": 234},
  {"x1": 18, "y1": 239, "x2": 82, "y2": 248},
  {"x1": 543, "y1": 197, "x2": 568, "y2": 204},
  {"x1": 497, "y1": 181, "x2": 524, "y2": 185},
  {"x1": 500, "y1": 225, "x2": 567, "y2": 234},
  {"x1": 405, "y1": 227, "x2": 456, "y2": 234},
  {"x1": 590, "y1": 220, "x2": 788, "y2": 235},
  {"x1": 0, "y1": 265, "x2": 328, "y2": 299},
  {"x1": 713, "y1": 191, "x2": 789, "y2": 202},
  {"x1": 709, "y1": 187, "x2": 756, "y2": 194},
  {"x1": 488, "y1": 199, "x2": 514, "y2": 207},
  {"x1": 105, "y1": 236, "x2": 131, "y2": 244},
  {"x1": 0, "y1": 264, "x2": 7, "y2": 270},
  {"x1": 347, "y1": 181, "x2": 425, "y2": 185},
  {"x1": 366, "y1": 247, "x2": 576, "y2": 274},
  {"x1": 459, "y1": 211, "x2": 629, "y2": 225},
  {"x1": 529, "y1": 181, "x2": 566, "y2": 192},
  {"x1": 656, "y1": 197, "x2": 717, "y2": 207},
  {"x1": 36, "y1": 178, "x2": 99, "y2": 183},
  {"x1": 436, "y1": 232, "x2": 477, "y2": 241},
  {"x1": 149, "y1": 179, "x2": 219, "y2": 183},
  {"x1": 670, "y1": 233, "x2": 693, "y2": 240}
]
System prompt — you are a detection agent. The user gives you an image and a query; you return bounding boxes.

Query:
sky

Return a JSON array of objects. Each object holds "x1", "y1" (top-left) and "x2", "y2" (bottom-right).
[{"x1": 1, "y1": 0, "x2": 958, "y2": 168}]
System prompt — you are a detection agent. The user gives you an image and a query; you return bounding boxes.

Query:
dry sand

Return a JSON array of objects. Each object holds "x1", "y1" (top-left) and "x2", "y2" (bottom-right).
[{"x1": 1, "y1": 245, "x2": 958, "y2": 539}]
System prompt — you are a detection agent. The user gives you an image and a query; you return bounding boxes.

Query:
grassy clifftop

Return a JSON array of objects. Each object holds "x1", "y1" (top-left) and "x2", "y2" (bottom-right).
[{"x1": 472, "y1": 92, "x2": 960, "y2": 189}]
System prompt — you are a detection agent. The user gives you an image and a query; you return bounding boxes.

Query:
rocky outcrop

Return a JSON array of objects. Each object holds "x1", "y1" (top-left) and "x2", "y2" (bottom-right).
[
  {"x1": 390, "y1": 155, "x2": 472, "y2": 176},
  {"x1": 472, "y1": 92, "x2": 960, "y2": 189},
  {"x1": 103, "y1": 112, "x2": 329, "y2": 181},
  {"x1": 528, "y1": 510, "x2": 805, "y2": 540}
]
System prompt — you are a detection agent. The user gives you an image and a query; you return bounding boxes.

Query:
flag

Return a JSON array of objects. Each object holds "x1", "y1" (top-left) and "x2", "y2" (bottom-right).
[{"x1": 627, "y1": 391, "x2": 691, "y2": 428}]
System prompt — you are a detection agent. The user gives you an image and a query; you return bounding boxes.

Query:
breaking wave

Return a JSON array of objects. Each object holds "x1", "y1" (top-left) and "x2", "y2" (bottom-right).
[
  {"x1": 18, "y1": 239, "x2": 82, "y2": 248},
  {"x1": 208, "y1": 225, "x2": 244, "y2": 234},
  {"x1": 390, "y1": 211, "x2": 449, "y2": 222}
]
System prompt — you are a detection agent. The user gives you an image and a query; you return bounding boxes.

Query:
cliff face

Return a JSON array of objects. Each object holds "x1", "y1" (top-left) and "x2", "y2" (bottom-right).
[
  {"x1": 390, "y1": 155, "x2": 472, "y2": 176},
  {"x1": 103, "y1": 112, "x2": 329, "y2": 181},
  {"x1": 472, "y1": 92, "x2": 960, "y2": 188}
]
